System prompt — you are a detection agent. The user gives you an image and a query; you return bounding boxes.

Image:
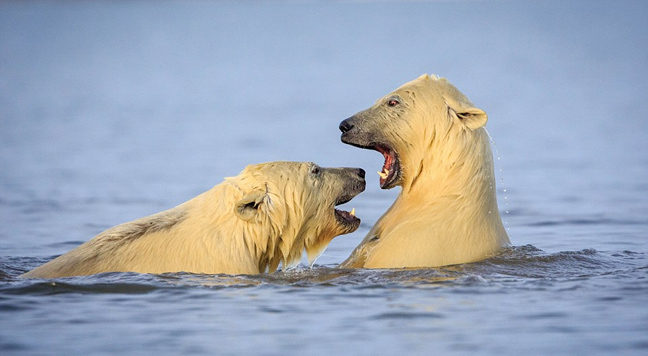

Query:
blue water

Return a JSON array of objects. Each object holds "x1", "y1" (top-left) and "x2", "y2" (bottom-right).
[{"x1": 1, "y1": 1, "x2": 647, "y2": 355}]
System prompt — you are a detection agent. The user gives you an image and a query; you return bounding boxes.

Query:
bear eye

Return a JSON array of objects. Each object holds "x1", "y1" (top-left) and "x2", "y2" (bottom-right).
[
  {"x1": 310, "y1": 165, "x2": 321, "y2": 175},
  {"x1": 387, "y1": 98, "x2": 400, "y2": 107}
]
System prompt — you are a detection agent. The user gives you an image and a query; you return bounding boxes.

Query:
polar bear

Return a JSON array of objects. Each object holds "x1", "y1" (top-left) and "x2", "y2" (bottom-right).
[
  {"x1": 338, "y1": 74, "x2": 510, "y2": 268},
  {"x1": 22, "y1": 162, "x2": 366, "y2": 278}
]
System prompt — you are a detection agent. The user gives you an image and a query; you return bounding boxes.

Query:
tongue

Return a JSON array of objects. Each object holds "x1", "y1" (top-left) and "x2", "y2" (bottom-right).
[{"x1": 376, "y1": 146, "x2": 392, "y2": 183}]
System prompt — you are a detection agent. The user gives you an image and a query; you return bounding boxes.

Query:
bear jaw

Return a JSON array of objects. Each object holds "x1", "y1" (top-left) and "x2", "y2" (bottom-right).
[{"x1": 339, "y1": 120, "x2": 403, "y2": 189}]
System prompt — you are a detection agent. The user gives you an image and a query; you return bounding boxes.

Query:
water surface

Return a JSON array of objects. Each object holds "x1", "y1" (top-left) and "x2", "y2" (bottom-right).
[{"x1": 1, "y1": 1, "x2": 647, "y2": 355}]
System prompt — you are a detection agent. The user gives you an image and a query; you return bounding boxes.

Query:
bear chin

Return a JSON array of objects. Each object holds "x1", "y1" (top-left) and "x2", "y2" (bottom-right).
[
  {"x1": 333, "y1": 191, "x2": 361, "y2": 231},
  {"x1": 334, "y1": 208, "x2": 361, "y2": 231}
]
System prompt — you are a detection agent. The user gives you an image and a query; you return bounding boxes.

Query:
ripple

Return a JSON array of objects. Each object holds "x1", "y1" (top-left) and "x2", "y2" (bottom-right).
[
  {"x1": 528, "y1": 217, "x2": 645, "y2": 227},
  {"x1": 2, "y1": 247, "x2": 646, "y2": 294},
  {"x1": 0, "y1": 279, "x2": 163, "y2": 296},
  {"x1": 372, "y1": 311, "x2": 445, "y2": 320}
]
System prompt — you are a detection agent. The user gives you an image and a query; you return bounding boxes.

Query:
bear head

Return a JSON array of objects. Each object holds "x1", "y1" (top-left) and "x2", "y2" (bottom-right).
[
  {"x1": 230, "y1": 161, "x2": 366, "y2": 270},
  {"x1": 339, "y1": 74, "x2": 488, "y2": 190}
]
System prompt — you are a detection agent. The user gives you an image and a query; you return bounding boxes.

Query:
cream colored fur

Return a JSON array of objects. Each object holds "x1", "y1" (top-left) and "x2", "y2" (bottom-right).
[
  {"x1": 23, "y1": 162, "x2": 362, "y2": 278},
  {"x1": 341, "y1": 74, "x2": 510, "y2": 268}
]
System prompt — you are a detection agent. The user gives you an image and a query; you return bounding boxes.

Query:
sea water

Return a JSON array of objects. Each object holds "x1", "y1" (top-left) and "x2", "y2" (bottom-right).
[{"x1": 1, "y1": 1, "x2": 647, "y2": 355}]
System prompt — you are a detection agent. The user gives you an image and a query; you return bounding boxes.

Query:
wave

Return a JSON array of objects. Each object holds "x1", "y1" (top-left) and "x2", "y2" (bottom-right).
[{"x1": 1, "y1": 246, "x2": 646, "y2": 295}]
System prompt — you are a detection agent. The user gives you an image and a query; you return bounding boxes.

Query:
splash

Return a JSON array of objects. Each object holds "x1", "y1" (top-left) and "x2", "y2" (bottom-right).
[{"x1": 485, "y1": 128, "x2": 510, "y2": 231}]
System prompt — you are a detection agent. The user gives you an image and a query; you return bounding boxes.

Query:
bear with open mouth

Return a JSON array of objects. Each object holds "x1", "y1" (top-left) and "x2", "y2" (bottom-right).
[
  {"x1": 22, "y1": 162, "x2": 365, "y2": 278},
  {"x1": 339, "y1": 74, "x2": 510, "y2": 268}
]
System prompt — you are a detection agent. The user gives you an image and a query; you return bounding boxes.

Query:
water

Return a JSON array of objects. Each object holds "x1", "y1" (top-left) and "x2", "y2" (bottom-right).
[{"x1": 1, "y1": 1, "x2": 647, "y2": 355}]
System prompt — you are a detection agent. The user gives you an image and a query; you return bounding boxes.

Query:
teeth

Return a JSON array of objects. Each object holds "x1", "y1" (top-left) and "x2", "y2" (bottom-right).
[
  {"x1": 377, "y1": 169, "x2": 389, "y2": 179},
  {"x1": 350, "y1": 208, "x2": 355, "y2": 216}
]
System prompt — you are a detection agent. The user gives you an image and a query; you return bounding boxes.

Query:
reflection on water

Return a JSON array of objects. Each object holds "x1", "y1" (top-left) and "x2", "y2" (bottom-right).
[{"x1": 2, "y1": 0, "x2": 648, "y2": 355}]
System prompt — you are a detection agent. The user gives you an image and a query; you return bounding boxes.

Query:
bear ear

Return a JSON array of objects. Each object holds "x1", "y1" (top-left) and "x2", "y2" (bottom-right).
[
  {"x1": 234, "y1": 190, "x2": 266, "y2": 221},
  {"x1": 444, "y1": 96, "x2": 488, "y2": 130}
]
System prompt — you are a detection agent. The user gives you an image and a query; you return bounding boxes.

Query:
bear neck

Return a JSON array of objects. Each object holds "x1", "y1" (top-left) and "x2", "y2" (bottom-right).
[
  {"x1": 398, "y1": 127, "x2": 505, "y2": 227},
  {"x1": 222, "y1": 178, "x2": 314, "y2": 273},
  {"x1": 191, "y1": 180, "x2": 287, "y2": 273},
  {"x1": 366, "y1": 126, "x2": 510, "y2": 264}
]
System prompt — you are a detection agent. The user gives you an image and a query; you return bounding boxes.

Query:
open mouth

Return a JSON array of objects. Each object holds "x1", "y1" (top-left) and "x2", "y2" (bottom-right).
[
  {"x1": 341, "y1": 139, "x2": 401, "y2": 189},
  {"x1": 334, "y1": 195, "x2": 361, "y2": 229},
  {"x1": 373, "y1": 144, "x2": 401, "y2": 189},
  {"x1": 339, "y1": 117, "x2": 401, "y2": 189}
]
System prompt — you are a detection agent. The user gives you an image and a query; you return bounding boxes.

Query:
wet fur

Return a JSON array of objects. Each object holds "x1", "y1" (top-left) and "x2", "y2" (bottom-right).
[
  {"x1": 341, "y1": 74, "x2": 510, "y2": 268},
  {"x1": 23, "y1": 162, "x2": 364, "y2": 278}
]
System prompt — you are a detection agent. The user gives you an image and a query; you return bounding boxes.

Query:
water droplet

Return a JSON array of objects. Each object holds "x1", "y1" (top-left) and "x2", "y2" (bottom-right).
[{"x1": 487, "y1": 128, "x2": 512, "y2": 227}]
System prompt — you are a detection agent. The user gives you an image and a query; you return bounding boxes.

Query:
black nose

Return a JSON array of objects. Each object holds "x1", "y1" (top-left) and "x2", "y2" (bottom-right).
[
  {"x1": 339, "y1": 118, "x2": 354, "y2": 133},
  {"x1": 356, "y1": 168, "x2": 365, "y2": 179}
]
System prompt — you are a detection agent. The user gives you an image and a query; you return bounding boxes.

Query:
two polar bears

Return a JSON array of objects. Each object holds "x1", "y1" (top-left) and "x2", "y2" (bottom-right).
[{"x1": 23, "y1": 74, "x2": 508, "y2": 278}]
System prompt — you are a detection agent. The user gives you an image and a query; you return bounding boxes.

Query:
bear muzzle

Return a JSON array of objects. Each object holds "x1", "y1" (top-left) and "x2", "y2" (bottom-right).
[{"x1": 339, "y1": 116, "x2": 402, "y2": 190}]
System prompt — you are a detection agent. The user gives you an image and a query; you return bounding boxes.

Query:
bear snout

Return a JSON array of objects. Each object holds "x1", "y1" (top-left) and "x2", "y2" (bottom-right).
[
  {"x1": 339, "y1": 117, "x2": 355, "y2": 133},
  {"x1": 340, "y1": 116, "x2": 368, "y2": 147},
  {"x1": 339, "y1": 115, "x2": 377, "y2": 150},
  {"x1": 336, "y1": 167, "x2": 366, "y2": 200},
  {"x1": 346, "y1": 167, "x2": 366, "y2": 189}
]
